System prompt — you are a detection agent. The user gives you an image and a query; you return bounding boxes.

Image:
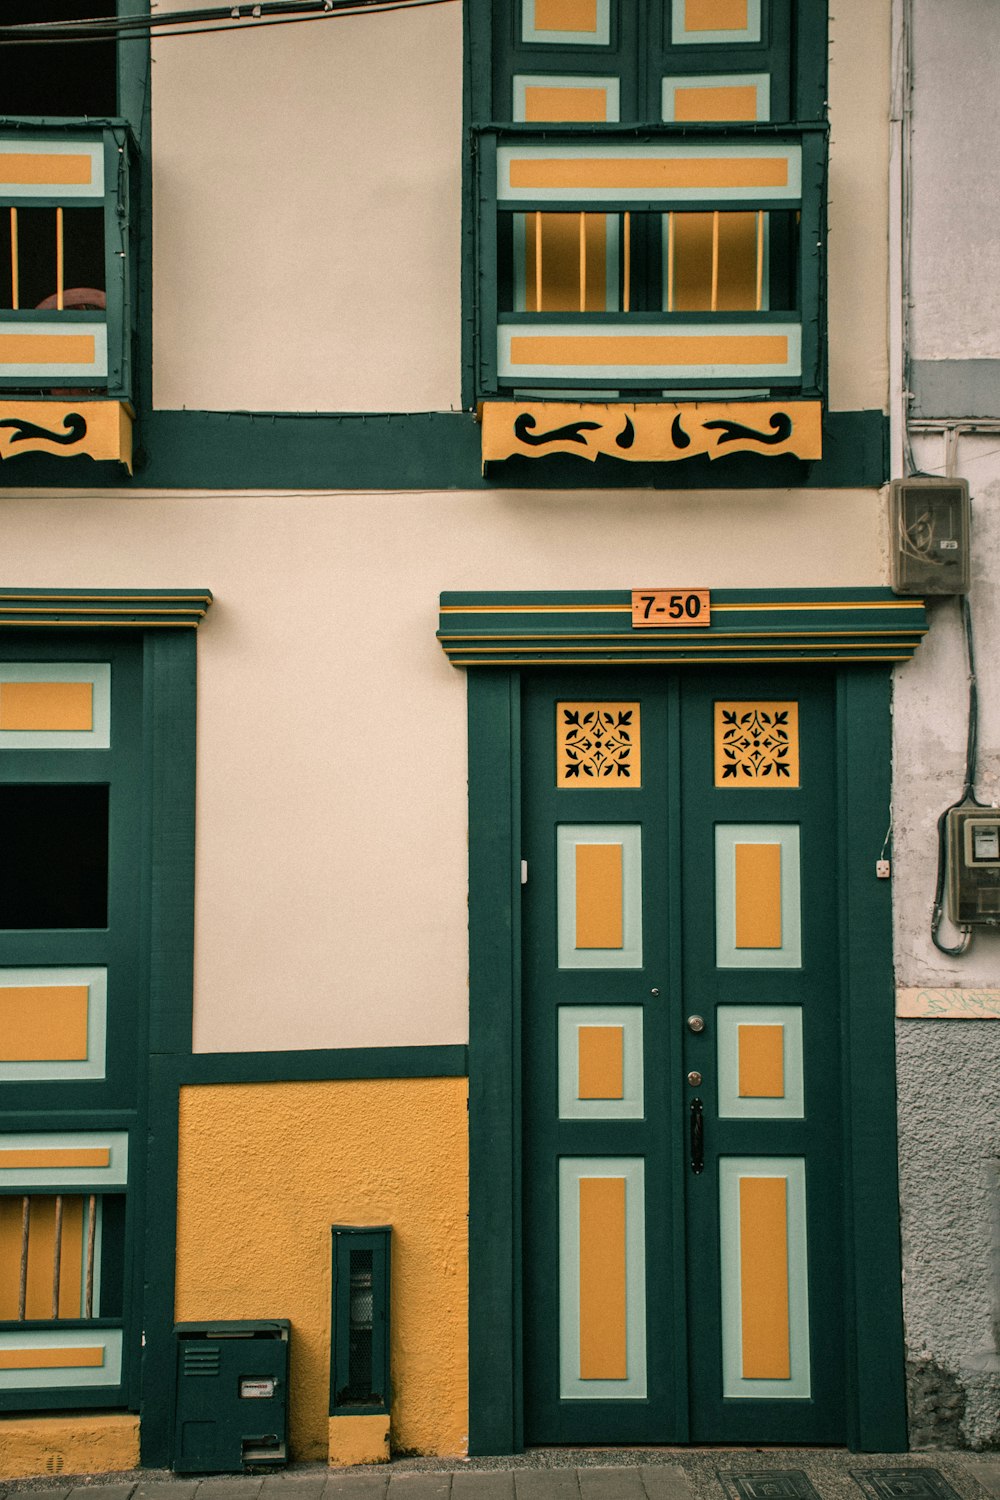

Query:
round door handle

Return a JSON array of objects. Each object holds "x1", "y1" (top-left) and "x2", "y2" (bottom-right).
[
  {"x1": 687, "y1": 1014, "x2": 706, "y2": 1034},
  {"x1": 687, "y1": 1070, "x2": 703, "y2": 1087}
]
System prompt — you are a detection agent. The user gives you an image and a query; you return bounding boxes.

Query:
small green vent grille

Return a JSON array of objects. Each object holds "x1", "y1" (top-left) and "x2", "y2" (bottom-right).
[{"x1": 182, "y1": 1345, "x2": 221, "y2": 1377}]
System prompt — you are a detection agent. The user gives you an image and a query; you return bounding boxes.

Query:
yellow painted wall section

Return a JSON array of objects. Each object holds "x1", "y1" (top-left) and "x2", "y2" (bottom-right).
[
  {"x1": 328, "y1": 1414, "x2": 390, "y2": 1467},
  {"x1": 0, "y1": 1414, "x2": 138, "y2": 1480},
  {"x1": 175, "y1": 1078, "x2": 468, "y2": 1461}
]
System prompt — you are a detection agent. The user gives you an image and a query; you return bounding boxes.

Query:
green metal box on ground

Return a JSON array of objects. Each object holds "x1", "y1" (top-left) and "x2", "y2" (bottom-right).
[{"x1": 173, "y1": 1319, "x2": 290, "y2": 1473}]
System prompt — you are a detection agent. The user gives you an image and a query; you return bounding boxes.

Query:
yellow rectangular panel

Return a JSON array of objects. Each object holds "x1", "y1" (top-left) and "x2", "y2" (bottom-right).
[
  {"x1": 674, "y1": 85, "x2": 758, "y2": 121},
  {"x1": 578, "y1": 1026, "x2": 625, "y2": 1099},
  {"x1": 509, "y1": 156, "x2": 788, "y2": 191},
  {"x1": 579, "y1": 1176, "x2": 627, "y2": 1378},
  {"x1": 0, "y1": 153, "x2": 92, "y2": 187},
  {"x1": 576, "y1": 844, "x2": 624, "y2": 949},
  {"x1": 557, "y1": 702, "x2": 640, "y2": 787},
  {"x1": 734, "y1": 843, "x2": 782, "y2": 948},
  {"x1": 739, "y1": 1176, "x2": 791, "y2": 1378},
  {"x1": 0, "y1": 681, "x2": 93, "y2": 732},
  {"x1": 715, "y1": 702, "x2": 799, "y2": 786},
  {"x1": 738, "y1": 1024, "x2": 785, "y2": 1098},
  {"x1": 534, "y1": 0, "x2": 598, "y2": 30},
  {"x1": 510, "y1": 334, "x2": 788, "y2": 367},
  {"x1": 524, "y1": 87, "x2": 609, "y2": 123},
  {"x1": 0, "y1": 1196, "x2": 85, "y2": 1320},
  {"x1": 0, "y1": 334, "x2": 96, "y2": 366},
  {"x1": 0, "y1": 986, "x2": 89, "y2": 1062},
  {"x1": 685, "y1": 0, "x2": 749, "y2": 29},
  {"x1": 0, "y1": 1346, "x2": 103, "y2": 1370},
  {"x1": 525, "y1": 213, "x2": 608, "y2": 312},
  {"x1": 0, "y1": 1148, "x2": 110, "y2": 1169}
]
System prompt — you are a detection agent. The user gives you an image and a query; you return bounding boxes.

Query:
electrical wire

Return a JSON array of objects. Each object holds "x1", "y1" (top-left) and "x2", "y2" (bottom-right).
[
  {"x1": 930, "y1": 592, "x2": 983, "y2": 956},
  {"x1": 0, "y1": 0, "x2": 456, "y2": 45}
]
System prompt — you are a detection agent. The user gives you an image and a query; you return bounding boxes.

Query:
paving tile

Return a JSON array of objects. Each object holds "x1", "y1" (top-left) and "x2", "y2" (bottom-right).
[
  {"x1": 514, "y1": 1473, "x2": 581, "y2": 1500},
  {"x1": 68, "y1": 1488, "x2": 137, "y2": 1500},
  {"x1": 323, "y1": 1477, "x2": 389, "y2": 1500},
  {"x1": 957, "y1": 1467, "x2": 1000, "y2": 1500},
  {"x1": 640, "y1": 1468, "x2": 697, "y2": 1500},
  {"x1": 452, "y1": 1474, "x2": 515, "y2": 1500},
  {"x1": 578, "y1": 1469, "x2": 648, "y2": 1500},
  {"x1": 131, "y1": 1486, "x2": 199, "y2": 1500},
  {"x1": 386, "y1": 1479, "x2": 451, "y2": 1500},
  {"x1": 261, "y1": 1482, "x2": 327, "y2": 1500},
  {"x1": 193, "y1": 1483, "x2": 265, "y2": 1500}
]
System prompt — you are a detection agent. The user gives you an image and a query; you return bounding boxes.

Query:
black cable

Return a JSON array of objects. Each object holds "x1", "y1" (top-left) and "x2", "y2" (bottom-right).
[
  {"x1": 0, "y1": 0, "x2": 456, "y2": 44},
  {"x1": 930, "y1": 592, "x2": 982, "y2": 956}
]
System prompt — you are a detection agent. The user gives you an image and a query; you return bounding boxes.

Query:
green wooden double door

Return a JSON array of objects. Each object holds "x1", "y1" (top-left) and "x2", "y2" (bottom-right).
[{"x1": 521, "y1": 667, "x2": 848, "y2": 1444}]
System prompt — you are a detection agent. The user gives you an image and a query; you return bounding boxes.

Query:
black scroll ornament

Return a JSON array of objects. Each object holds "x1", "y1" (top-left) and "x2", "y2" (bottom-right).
[{"x1": 0, "y1": 412, "x2": 88, "y2": 452}]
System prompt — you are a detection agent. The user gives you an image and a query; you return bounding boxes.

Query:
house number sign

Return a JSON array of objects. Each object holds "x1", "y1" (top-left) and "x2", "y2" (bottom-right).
[{"x1": 631, "y1": 589, "x2": 711, "y2": 627}]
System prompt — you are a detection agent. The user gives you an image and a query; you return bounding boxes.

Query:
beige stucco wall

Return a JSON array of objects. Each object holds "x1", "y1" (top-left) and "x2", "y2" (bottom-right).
[
  {"x1": 150, "y1": 0, "x2": 889, "y2": 418},
  {"x1": 0, "y1": 486, "x2": 886, "y2": 1053},
  {"x1": 827, "y1": 0, "x2": 891, "y2": 413},
  {"x1": 151, "y1": 2, "x2": 463, "y2": 413}
]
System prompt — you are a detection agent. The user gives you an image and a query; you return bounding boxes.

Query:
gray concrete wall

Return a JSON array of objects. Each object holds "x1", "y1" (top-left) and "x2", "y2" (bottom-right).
[{"x1": 894, "y1": 0, "x2": 1000, "y2": 1444}]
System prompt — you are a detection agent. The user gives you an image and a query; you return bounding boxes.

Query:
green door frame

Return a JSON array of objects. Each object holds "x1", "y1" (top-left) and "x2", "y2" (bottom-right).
[{"x1": 467, "y1": 663, "x2": 908, "y2": 1455}]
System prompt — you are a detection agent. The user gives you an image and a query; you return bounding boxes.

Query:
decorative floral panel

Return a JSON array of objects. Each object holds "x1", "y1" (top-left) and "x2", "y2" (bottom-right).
[
  {"x1": 557, "y1": 702, "x2": 641, "y2": 787},
  {"x1": 714, "y1": 701, "x2": 799, "y2": 786}
]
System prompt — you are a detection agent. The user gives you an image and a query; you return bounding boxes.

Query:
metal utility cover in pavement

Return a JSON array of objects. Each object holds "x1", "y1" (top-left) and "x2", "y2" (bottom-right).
[
  {"x1": 718, "y1": 1473, "x2": 822, "y2": 1500},
  {"x1": 852, "y1": 1471, "x2": 964, "y2": 1500}
]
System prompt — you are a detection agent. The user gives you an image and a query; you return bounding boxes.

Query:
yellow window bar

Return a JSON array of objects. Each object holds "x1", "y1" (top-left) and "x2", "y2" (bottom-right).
[
  {"x1": 85, "y1": 1193, "x2": 97, "y2": 1319},
  {"x1": 579, "y1": 211, "x2": 586, "y2": 312},
  {"x1": 756, "y1": 209, "x2": 764, "y2": 312},
  {"x1": 534, "y1": 211, "x2": 543, "y2": 313},
  {"x1": 667, "y1": 211, "x2": 675, "y2": 313},
  {"x1": 17, "y1": 1197, "x2": 29, "y2": 1321},
  {"x1": 51, "y1": 1195, "x2": 63, "y2": 1318},
  {"x1": 711, "y1": 209, "x2": 720, "y2": 313},
  {"x1": 623, "y1": 211, "x2": 631, "y2": 314},
  {"x1": 9, "y1": 207, "x2": 18, "y2": 310},
  {"x1": 56, "y1": 206, "x2": 64, "y2": 310}
]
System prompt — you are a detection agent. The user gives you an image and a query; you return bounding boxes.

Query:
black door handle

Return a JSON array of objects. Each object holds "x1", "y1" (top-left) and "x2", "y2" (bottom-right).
[{"x1": 690, "y1": 1097, "x2": 704, "y2": 1174}]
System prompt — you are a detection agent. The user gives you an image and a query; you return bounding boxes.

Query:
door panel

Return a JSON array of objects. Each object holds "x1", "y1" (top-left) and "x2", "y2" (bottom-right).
[{"x1": 521, "y1": 668, "x2": 845, "y2": 1445}]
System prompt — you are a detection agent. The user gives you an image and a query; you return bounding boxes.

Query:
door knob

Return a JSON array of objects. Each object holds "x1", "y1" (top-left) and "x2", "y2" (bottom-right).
[
  {"x1": 687, "y1": 1070, "x2": 702, "y2": 1087},
  {"x1": 687, "y1": 1014, "x2": 705, "y2": 1033}
]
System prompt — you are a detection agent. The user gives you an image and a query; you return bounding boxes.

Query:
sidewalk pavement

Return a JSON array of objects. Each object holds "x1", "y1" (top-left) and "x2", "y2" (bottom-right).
[{"x1": 2, "y1": 1451, "x2": 999, "y2": 1500}]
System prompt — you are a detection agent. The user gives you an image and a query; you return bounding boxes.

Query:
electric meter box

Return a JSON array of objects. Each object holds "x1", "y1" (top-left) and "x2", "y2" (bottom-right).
[
  {"x1": 173, "y1": 1319, "x2": 290, "y2": 1474},
  {"x1": 947, "y1": 808, "x2": 1000, "y2": 925},
  {"x1": 890, "y1": 477, "x2": 970, "y2": 595}
]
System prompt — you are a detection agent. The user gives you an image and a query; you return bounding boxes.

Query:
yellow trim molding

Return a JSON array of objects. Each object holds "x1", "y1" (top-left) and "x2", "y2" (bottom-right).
[
  {"x1": 0, "y1": 401, "x2": 133, "y2": 472},
  {"x1": 481, "y1": 401, "x2": 822, "y2": 465}
]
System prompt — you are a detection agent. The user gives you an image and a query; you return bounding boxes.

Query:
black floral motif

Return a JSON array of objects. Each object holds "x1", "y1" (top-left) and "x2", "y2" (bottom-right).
[
  {"x1": 719, "y1": 705, "x2": 795, "y2": 781},
  {"x1": 562, "y1": 707, "x2": 634, "y2": 781}
]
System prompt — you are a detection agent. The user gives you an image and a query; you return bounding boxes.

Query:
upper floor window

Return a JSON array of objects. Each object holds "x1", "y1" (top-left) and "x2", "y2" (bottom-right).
[
  {"x1": 0, "y1": 4, "x2": 135, "y2": 408},
  {"x1": 469, "y1": 0, "x2": 827, "y2": 402}
]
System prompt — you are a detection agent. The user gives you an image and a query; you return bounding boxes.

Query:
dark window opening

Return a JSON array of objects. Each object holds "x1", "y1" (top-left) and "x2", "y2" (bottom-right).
[
  {"x1": 1, "y1": 1, "x2": 117, "y2": 119},
  {"x1": 0, "y1": 784, "x2": 109, "y2": 929},
  {"x1": 0, "y1": 207, "x2": 105, "y2": 313},
  {"x1": 341, "y1": 1249, "x2": 376, "y2": 1404}
]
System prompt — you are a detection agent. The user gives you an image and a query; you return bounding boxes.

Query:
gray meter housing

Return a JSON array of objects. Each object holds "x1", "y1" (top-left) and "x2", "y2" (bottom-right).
[
  {"x1": 890, "y1": 477, "x2": 970, "y2": 595},
  {"x1": 947, "y1": 808, "x2": 1000, "y2": 924}
]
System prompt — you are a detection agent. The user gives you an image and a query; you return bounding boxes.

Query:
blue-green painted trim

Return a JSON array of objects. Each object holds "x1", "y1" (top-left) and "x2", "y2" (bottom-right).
[
  {"x1": 439, "y1": 587, "x2": 928, "y2": 667},
  {"x1": 180, "y1": 1045, "x2": 468, "y2": 1085},
  {"x1": 467, "y1": 669, "x2": 523, "y2": 1456},
  {"x1": 0, "y1": 407, "x2": 888, "y2": 490},
  {"x1": 836, "y1": 668, "x2": 908, "y2": 1451}
]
